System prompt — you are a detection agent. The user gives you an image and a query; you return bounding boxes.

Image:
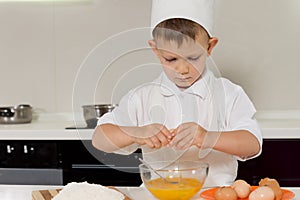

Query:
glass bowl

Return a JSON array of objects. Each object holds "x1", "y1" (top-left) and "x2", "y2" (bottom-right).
[{"x1": 139, "y1": 160, "x2": 209, "y2": 200}]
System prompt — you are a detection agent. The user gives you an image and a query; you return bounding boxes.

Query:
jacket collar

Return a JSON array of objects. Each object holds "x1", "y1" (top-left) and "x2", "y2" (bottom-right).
[{"x1": 159, "y1": 68, "x2": 213, "y2": 100}]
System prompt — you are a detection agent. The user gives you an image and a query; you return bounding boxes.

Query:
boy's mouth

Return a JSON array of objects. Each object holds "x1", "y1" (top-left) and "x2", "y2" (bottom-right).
[{"x1": 175, "y1": 77, "x2": 192, "y2": 82}]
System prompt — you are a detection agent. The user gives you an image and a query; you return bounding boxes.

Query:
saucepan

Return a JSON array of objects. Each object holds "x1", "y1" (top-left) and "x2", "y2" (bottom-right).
[
  {"x1": 82, "y1": 104, "x2": 117, "y2": 128},
  {"x1": 0, "y1": 104, "x2": 33, "y2": 124}
]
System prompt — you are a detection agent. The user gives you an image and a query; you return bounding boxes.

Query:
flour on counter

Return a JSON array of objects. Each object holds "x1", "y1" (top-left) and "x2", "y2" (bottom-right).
[{"x1": 52, "y1": 182, "x2": 124, "y2": 200}]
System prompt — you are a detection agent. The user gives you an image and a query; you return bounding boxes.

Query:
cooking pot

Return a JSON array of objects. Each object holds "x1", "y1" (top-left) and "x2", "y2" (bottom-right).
[
  {"x1": 82, "y1": 104, "x2": 117, "y2": 128},
  {"x1": 0, "y1": 104, "x2": 33, "y2": 124}
]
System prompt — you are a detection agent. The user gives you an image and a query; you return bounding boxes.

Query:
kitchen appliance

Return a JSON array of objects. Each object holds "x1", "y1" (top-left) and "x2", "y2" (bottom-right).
[
  {"x1": 0, "y1": 140, "x2": 142, "y2": 186},
  {"x1": 82, "y1": 104, "x2": 117, "y2": 128},
  {"x1": 62, "y1": 140, "x2": 142, "y2": 186},
  {"x1": 0, "y1": 140, "x2": 62, "y2": 185},
  {"x1": 237, "y1": 139, "x2": 300, "y2": 186},
  {"x1": 0, "y1": 104, "x2": 32, "y2": 124}
]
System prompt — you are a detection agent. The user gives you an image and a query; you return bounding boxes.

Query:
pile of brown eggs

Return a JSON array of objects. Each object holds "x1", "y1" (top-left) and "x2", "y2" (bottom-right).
[{"x1": 214, "y1": 178, "x2": 282, "y2": 200}]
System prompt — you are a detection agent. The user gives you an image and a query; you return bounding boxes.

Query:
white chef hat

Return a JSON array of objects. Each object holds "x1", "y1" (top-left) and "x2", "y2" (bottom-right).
[{"x1": 150, "y1": 0, "x2": 215, "y2": 37}]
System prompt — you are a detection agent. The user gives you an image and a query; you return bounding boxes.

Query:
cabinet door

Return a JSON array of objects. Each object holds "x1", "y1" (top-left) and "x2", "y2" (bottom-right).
[
  {"x1": 237, "y1": 139, "x2": 300, "y2": 186},
  {"x1": 0, "y1": 140, "x2": 63, "y2": 185},
  {"x1": 0, "y1": 140, "x2": 61, "y2": 168},
  {"x1": 61, "y1": 140, "x2": 142, "y2": 186}
]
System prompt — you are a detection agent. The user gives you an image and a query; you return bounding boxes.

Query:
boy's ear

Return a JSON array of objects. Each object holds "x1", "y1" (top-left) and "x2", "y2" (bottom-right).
[
  {"x1": 148, "y1": 39, "x2": 160, "y2": 57},
  {"x1": 207, "y1": 37, "x2": 218, "y2": 56}
]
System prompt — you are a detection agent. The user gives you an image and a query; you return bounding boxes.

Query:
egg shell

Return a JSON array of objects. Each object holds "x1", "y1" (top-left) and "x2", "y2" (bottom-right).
[
  {"x1": 249, "y1": 186, "x2": 275, "y2": 200},
  {"x1": 232, "y1": 179, "x2": 251, "y2": 198}
]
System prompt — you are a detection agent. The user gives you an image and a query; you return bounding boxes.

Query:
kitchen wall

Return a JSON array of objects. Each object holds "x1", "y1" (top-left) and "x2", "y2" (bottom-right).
[
  {"x1": 0, "y1": 0, "x2": 299, "y2": 114},
  {"x1": 214, "y1": 0, "x2": 300, "y2": 112}
]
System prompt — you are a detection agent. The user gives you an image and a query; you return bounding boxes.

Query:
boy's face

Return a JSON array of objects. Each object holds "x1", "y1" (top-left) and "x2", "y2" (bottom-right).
[{"x1": 150, "y1": 36, "x2": 213, "y2": 90}]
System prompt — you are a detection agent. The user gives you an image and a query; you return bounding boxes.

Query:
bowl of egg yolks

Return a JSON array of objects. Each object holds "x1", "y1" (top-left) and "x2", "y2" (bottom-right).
[{"x1": 139, "y1": 160, "x2": 209, "y2": 200}]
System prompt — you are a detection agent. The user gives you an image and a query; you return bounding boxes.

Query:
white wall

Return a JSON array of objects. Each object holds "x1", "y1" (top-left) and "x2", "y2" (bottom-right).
[
  {"x1": 213, "y1": 0, "x2": 300, "y2": 111},
  {"x1": 0, "y1": 0, "x2": 299, "y2": 113}
]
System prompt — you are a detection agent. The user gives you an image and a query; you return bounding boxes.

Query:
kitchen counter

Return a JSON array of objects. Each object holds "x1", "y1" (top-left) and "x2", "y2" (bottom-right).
[
  {"x1": 0, "y1": 184, "x2": 299, "y2": 200},
  {"x1": 0, "y1": 113, "x2": 93, "y2": 140},
  {"x1": 0, "y1": 111, "x2": 300, "y2": 140}
]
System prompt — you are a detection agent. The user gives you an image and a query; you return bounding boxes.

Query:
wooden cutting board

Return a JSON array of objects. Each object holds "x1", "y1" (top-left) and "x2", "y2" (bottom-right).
[
  {"x1": 32, "y1": 187, "x2": 131, "y2": 200},
  {"x1": 32, "y1": 189, "x2": 61, "y2": 200}
]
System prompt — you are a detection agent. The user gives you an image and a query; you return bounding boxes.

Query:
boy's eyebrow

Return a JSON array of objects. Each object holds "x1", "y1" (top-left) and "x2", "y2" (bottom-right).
[
  {"x1": 159, "y1": 50, "x2": 178, "y2": 57},
  {"x1": 159, "y1": 48, "x2": 204, "y2": 58},
  {"x1": 186, "y1": 52, "x2": 201, "y2": 56},
  {"x1": 179, "y1": 53, "x2": 203, "y2": 59},
  {"x1": 187, "y1": 53, "x2": 202, "y2": 58},
  {"x1": 162, "y1": 53, "x2": 202, "y2": 59}
]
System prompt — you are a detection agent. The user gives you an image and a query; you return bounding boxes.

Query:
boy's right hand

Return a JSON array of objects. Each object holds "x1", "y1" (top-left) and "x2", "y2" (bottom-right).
[{"x1": 132, "y1": 123, "x2": 173, "y2": 149}]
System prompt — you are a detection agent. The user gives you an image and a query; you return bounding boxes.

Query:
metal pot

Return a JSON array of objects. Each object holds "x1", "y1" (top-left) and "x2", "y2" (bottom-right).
[
  {"x1": 0, "y1": 104, "x2": 33, "y2": 124},
  {"x1": 82, "y1": 104, "x2": 117, "y2": 128}
]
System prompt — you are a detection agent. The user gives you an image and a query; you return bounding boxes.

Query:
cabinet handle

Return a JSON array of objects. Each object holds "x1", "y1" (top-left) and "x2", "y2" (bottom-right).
[
  {"x1": 24, "y1": 145, "x2": 28, "y2": 154},
  {"x1": 71, "y1": 164, "x2": 115, "y2": 169},
  {"x1": 6, "y1": 145, "x2": 14, "y2": 153}
]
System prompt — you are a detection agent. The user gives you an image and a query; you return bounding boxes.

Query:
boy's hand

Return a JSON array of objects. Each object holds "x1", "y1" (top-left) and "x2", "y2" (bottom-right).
[
  {"x1": 132, "y1": 123, "x2": 173, "y2": 149},
  {"x1": 169, "y1": 122, "x2": 207, "y2": 150}
]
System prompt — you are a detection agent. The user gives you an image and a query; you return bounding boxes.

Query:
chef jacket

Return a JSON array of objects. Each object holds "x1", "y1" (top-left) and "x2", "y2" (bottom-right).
[{"x1": 97, "y1": 68, "x2": 262, "y2": 187}]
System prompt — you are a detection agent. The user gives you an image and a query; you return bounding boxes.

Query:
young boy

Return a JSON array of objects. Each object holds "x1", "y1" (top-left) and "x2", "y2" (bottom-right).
[{"x1": 92, "y1": 0, "x2": 262, "y2": 187}]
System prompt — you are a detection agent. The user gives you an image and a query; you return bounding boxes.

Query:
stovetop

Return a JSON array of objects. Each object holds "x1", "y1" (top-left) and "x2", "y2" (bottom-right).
[{"x1": 65, "y1": 126, "x2": 93, "y2": 130}]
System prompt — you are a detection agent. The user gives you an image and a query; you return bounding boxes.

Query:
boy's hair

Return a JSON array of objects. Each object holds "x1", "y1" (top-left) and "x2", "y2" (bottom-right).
[{"x1": 152, "y1": 18, "x2": 210, "y2": 46}]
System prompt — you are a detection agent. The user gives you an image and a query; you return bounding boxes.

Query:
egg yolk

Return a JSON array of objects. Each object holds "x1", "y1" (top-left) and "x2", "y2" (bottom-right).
[{"x1": 146, "y1": 177, "x2": 203, "y2": 200}]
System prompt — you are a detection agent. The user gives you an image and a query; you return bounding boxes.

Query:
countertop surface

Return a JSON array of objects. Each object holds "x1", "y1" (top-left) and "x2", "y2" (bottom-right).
[
  {"x1": 0, "y1": 113, "x2": 93, "y2": 140},
  {"x1": 0, "y1": 111, "x2": 300, "y2": 140},
  {"x1": 0, "y1": 184, "x2": 299, "y2": 200}
]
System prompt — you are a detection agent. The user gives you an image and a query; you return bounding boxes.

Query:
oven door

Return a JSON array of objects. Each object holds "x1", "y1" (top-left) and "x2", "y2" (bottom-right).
[
  {"x1": 61, "y1": 140, "x2": 142, "y2": 186},
  {"x1": 0, "y1": 168, "x2": 62, "y2": 185},
  {"x1": 64, "y1": 164, "x2": 141, "y2": 186},
  {"x1": 0, "y1": 140, "x2": 63, "y2": 185}
]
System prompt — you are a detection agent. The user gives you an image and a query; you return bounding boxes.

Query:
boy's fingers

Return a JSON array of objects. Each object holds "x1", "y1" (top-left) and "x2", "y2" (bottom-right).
[
  {"x1": 169, "y1": 128, "x2": 177, "y2": 138},
  {"x1": 144, "y1": 139, "x2": 155, "y2": 148},
  {"x1": 159, "y1": 126, "x2": 172, "y2": 139},
  {"x1": 170, "y1": 128, "x2": 192, "y2": 146},
  {"x1": 150, "y1": 136, "x2": 161, "y2": 148},
  {"x1": 156, "y1": 132, "x2": 169, "y2": 146}
]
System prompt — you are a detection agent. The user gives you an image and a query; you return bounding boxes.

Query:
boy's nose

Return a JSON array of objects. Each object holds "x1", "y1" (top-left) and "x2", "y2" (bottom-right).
[{"x1": 175, "y1": 60, "x2": 189, "y2": 75}]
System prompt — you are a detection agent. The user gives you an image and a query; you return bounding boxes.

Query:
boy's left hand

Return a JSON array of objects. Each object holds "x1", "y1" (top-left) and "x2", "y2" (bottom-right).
[{"x1": 169, "y1": 122, "x2": 207, "y2": 150}]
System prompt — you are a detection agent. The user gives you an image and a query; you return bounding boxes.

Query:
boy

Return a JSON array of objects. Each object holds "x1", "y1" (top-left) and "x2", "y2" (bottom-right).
[{"x1": 92, "y1": 0, "x2": 262, "y2": 187}]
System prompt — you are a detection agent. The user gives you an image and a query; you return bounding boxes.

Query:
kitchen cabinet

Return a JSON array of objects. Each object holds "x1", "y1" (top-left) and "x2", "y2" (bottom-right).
[
  {"x1": 237, "y1": 139, "x2": 300, "y2": 186},
  {"x1": 61, "y1": 140, "x2": 142, "y2": 186},
  {"x1": 0, "y1": 114, "x2": 299, "y2": 187},
  {"x1": 0, "y1": 140, "x2": 142, "y2": 186},
  {"x1": 0, "y1": 141, "x2": 61, "y2": 168},
  {"x1": 1, "y1": 113, "x2": 299, "y2": 186},
  {"x1": 0, "y1": 140, "x2": 63, "y2": 185}
]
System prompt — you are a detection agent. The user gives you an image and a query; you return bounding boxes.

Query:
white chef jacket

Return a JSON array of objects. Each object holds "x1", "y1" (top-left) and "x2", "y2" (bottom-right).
[{"x1": 97, "y1": 69, "x2": 262, "y2": 187}]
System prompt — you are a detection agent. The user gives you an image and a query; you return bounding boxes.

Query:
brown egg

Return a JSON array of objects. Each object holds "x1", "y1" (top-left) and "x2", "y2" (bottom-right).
[
  {"x1": 232, "y1": 179, "x2": 251, "y2": 198},
  {"x1": 249, "y1": 186, "x2": 275, "y2": 200},
  {"x1": 214, "y1": 186, "x2": 238, "y2": 200}
]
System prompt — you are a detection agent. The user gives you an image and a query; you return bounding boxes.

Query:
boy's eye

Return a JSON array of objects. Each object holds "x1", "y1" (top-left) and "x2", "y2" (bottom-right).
[
  {"x1": 188, "y1": 56, "x2": 200, "y2": 61},
  {"x1": 164, "y1": 57, "x2": 177, "y2": 62}
]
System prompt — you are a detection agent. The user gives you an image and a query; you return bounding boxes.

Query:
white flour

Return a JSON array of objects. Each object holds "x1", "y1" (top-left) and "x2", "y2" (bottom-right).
[{"x1": 52, "y1": 182, "x2": 124, "y2": 200}]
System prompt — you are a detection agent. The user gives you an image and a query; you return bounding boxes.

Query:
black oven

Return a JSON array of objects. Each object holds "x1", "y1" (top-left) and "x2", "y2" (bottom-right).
[
  {"x1": 237, "y1": 139, "x2": 300, "y2": 187},
  {"x1": 61, "y1": 140, "x2": 142, "y2": 186},
  {"x1": 0, "y1": 140, "x2": 142, "y2": 186},
  {"x1": 0, "y1": 140, "x2": 63, "y2": 185}
]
